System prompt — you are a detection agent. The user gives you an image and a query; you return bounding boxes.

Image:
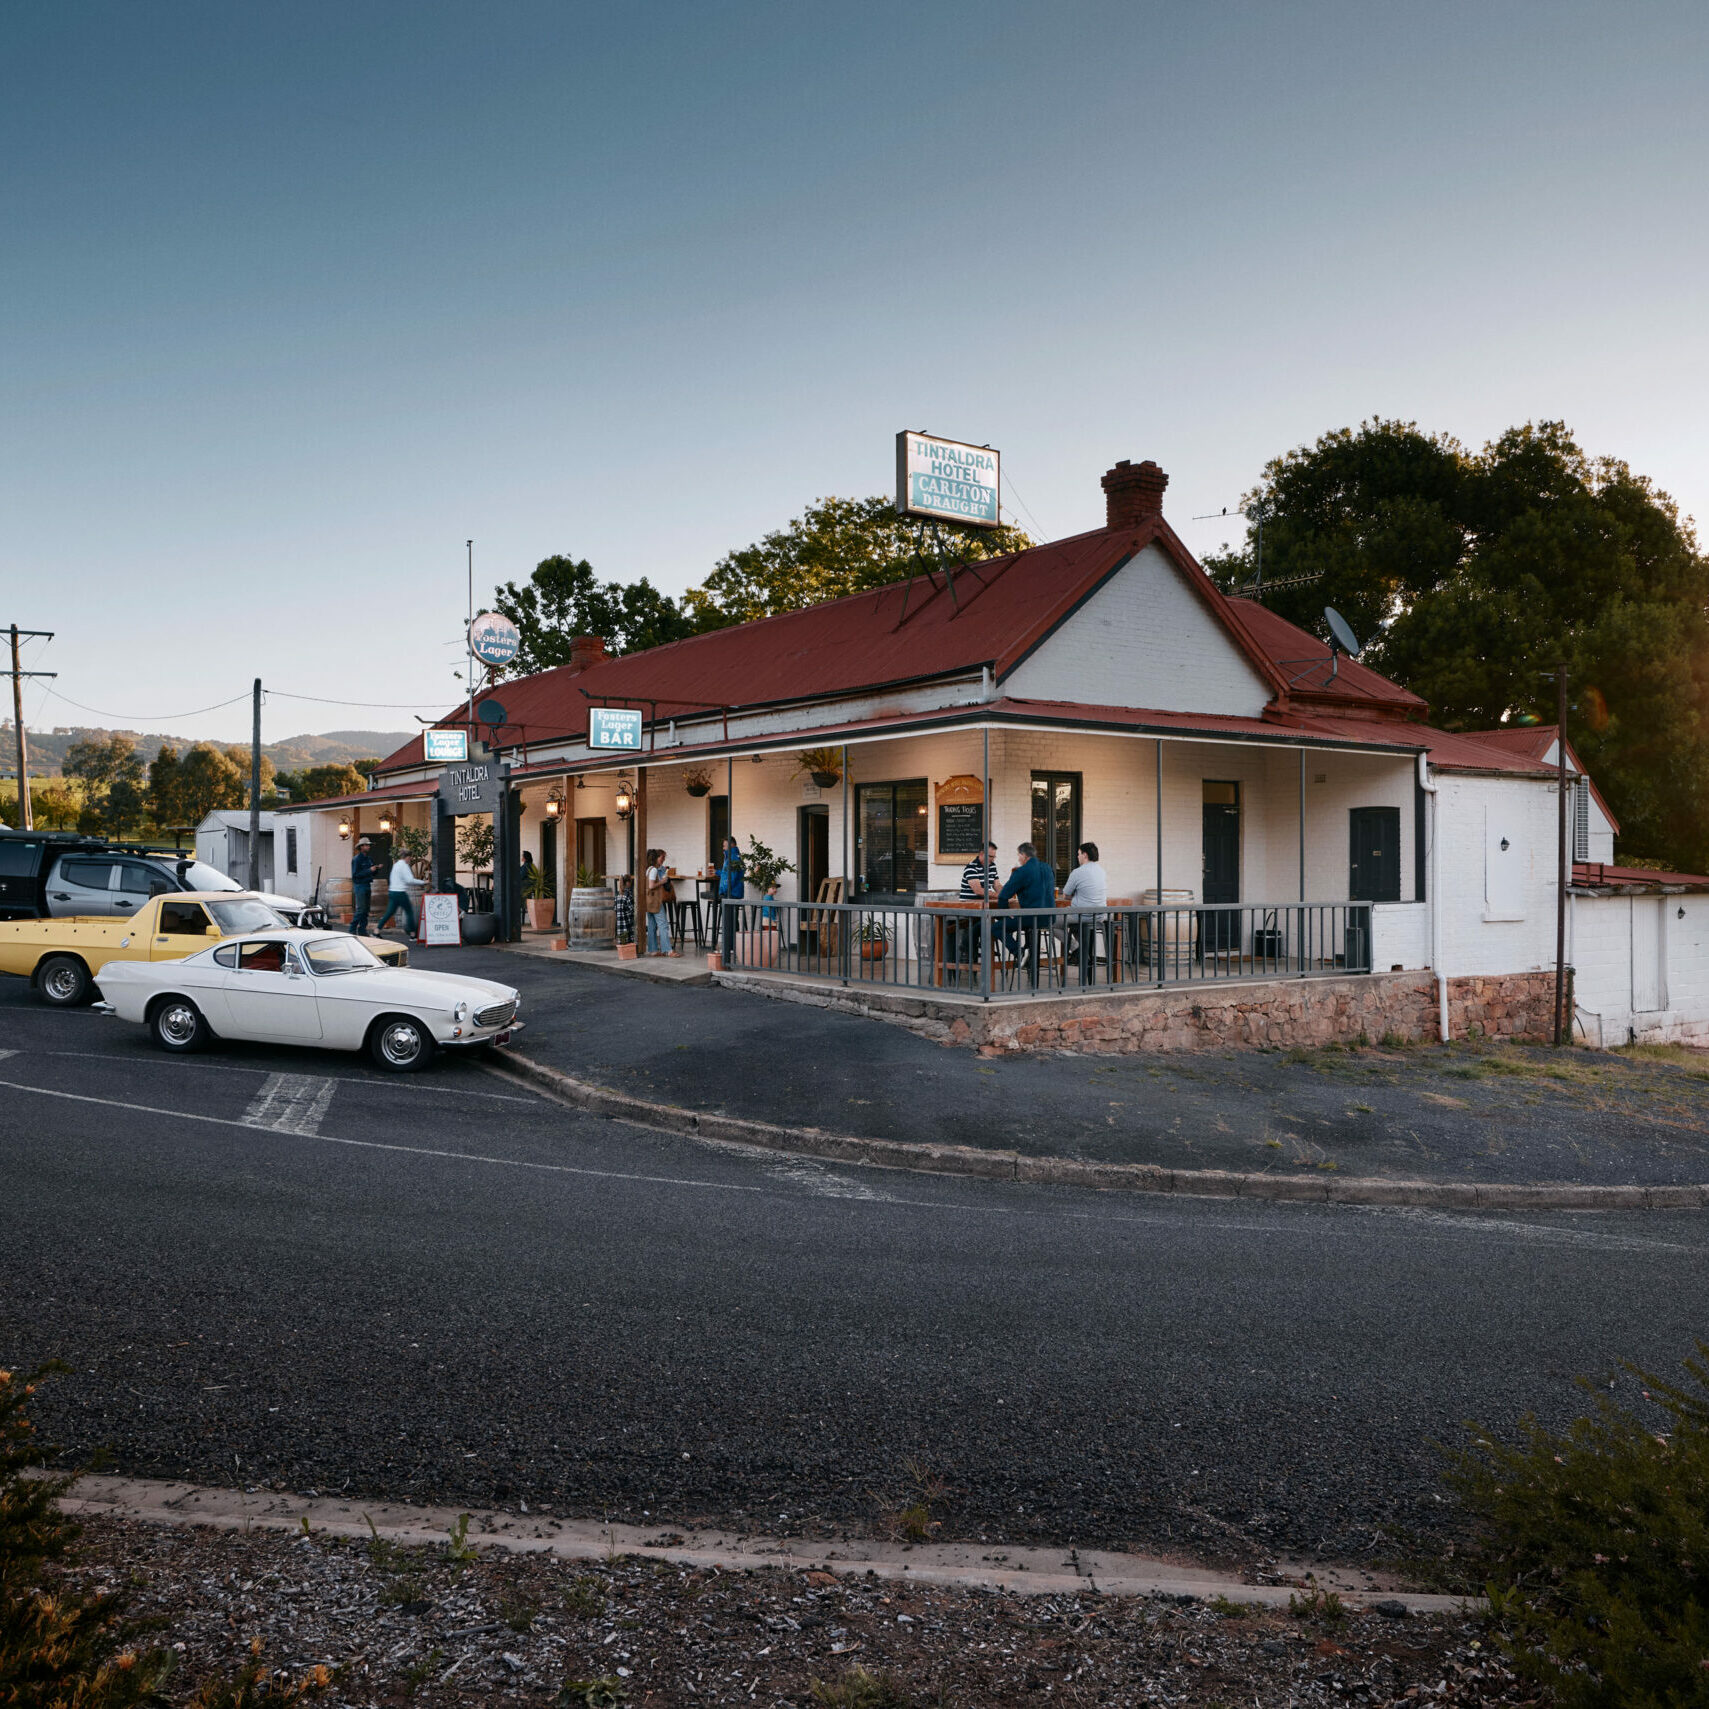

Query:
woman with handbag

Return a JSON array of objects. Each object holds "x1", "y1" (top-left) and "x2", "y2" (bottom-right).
[{"x1": 645, "y1": 849, "x2": 680, "y2": 956}]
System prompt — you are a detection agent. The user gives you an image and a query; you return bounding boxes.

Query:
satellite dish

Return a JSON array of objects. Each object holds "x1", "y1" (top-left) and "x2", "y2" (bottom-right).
[
  {"x1": 476, "y1": 697, "x2": 508, "y2": 729},
  {"x1": 1324, "y1": 607, "x2": 1363, "y2": 658}
]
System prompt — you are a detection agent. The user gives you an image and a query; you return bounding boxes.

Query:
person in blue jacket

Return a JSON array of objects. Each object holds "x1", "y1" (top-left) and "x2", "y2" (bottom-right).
[
  {"x1": 348, "y1": 837, "x2": 375, "y2": 935},
  {"x1": 995, "y1": 840, "x2": 1056, "y2": 980},
  {"x1": 717, "y1": 835, "x2": 745, "y2": 956}
]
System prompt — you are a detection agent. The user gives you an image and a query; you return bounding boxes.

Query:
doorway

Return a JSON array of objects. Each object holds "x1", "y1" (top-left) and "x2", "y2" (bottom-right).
[
  {"x1": 1201, "y1": 780, "x2": 1240, "y2": 950},
  {"x1": 539, "y1": 816, "x2": 558, "y2": 924},
  {"x1": 575, "y1": 818, "x2": 607, "y2": 885},
  {"x1": 798, "y1": 805, "x2": 829, "y2": 905},
  {"x1": 709, "y1": 795, "x2": 729, "y2": 869},
  {"x1": 1348, "y1": 806, "x2": 1401, "y2": 902}
]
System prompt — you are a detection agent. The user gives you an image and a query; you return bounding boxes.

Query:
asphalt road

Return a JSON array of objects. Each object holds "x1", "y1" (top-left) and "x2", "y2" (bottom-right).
[{"x1": 4, "y1": 976, "x2": 1707, "y2": 1569}]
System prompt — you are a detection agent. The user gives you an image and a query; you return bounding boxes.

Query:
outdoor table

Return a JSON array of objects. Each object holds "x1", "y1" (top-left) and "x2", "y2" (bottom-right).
[{"x1": 918, "y1": 900, "x2": 986, "y2": 988}]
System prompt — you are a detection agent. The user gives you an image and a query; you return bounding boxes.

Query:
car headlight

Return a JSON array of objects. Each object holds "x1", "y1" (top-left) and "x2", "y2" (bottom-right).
[{"x1": 452, "y1": 1001, "x2": 468, "y2": 1024}]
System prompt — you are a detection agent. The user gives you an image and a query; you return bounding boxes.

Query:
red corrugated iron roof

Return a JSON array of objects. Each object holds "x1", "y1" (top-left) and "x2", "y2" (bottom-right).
[
  {"x1": 1222, "y1": 598, "x2": 1427, "y2": 716},
  {"x1": 1573, "y1": 861, "x2": 1709, "y2": 892},
  {"x1": 1453, "y1": 725, "x2": 1621, "y2": 831},
  {"x1": 282, "y1": 778, "x2": 438, "y2": 812}
]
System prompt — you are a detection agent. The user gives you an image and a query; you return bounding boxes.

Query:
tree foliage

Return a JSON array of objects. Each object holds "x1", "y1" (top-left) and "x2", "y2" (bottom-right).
[
  {"x1": 65, "y1": 736, "x2": 148, "y2": 838},
  {"x1": 271, "y1": 762, "x2": 368, "y2": 805},
  {"x1": 1207, "y1": 420, "x2": 1709, "y2": 870},
  {"x1": 685, "y1": 496, "x2": 1031, "y2": 629},
  {"x1": 147, "y1": 744, "x2": 270, "y2": 831},
  {"x1": 492, "y1": 555, "x2": 697, "y2": 675}
]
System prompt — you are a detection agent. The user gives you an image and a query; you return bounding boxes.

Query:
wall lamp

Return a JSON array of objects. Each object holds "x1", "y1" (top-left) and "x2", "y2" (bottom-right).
[
  {"x1": 378, "y1": 812, "x2": 393, "y2": 833},
  {"x1": 614, "y1": 778, "x2": 634, "y2": 819},
  {"x1": 545, "y1": 785, "x2": 564, "y2": 818},
  {"x1": 337, "y1": 817, "x2": 352, "y2": 840}
]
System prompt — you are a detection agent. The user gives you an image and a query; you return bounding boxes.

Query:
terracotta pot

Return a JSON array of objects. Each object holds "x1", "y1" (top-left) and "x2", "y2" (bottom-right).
[
  {"x1": 617, "y1": 942, "x2": 638, "y2": 960},
  {"x1": 756, "y1": 925, "x2": 779, "y2": 968},
  {"x1": 526, "y1": 898, "x2": 555, "y2": 930},
  {"x1": 859, "y1": 940, "x2": 888, "y2": 961}
]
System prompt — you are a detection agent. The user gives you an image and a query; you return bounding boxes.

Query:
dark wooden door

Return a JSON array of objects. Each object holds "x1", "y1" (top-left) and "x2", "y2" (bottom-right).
[
  {"x1": 539, "y1": 818, "x2": 558, "y2": 922},
  {"x1": 1201, "y1": 784, "x2": 1240, "y2": 951},
  {"x1": 1349, "y1": 807, "x2": 1401, "y2": 902},
  {"x1": 575, "y1": 818, "x2": 606, "y2": 883},
  {"x1": 798, "y1": 806, "x2": 829, "y2": 904}
]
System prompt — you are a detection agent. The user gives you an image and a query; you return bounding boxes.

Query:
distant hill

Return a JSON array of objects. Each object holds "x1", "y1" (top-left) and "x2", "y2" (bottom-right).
[{"x1": 0, "y1": 723, "x2": 411, "y2": 778}]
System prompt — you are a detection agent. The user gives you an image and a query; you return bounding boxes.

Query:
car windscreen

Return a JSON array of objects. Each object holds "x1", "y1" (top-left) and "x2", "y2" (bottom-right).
[
  {"x1": 177, "y1": 861, "x2": 243, "y2": 893},
  {"x1": 302, "y1": 936, "x2": 382, "y2": 974},
  {"x1": 206, "y1": 899, "x2": 286, "y2": 934}
]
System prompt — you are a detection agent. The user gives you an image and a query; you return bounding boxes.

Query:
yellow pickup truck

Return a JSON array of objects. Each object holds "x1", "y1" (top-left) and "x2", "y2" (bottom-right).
[{"x1": 0, "y1": 892, "x2": 407, "y2": 1007}]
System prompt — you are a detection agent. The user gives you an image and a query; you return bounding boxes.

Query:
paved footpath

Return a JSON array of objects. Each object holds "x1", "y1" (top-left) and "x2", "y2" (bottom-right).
[{"x1": 443, "y1": 946, "x2": 1709, "y2": 1191}]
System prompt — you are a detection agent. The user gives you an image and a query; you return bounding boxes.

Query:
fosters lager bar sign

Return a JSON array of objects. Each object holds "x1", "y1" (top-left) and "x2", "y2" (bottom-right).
[{"x1": 896, "y1": 431, "x2": 1002, "y2": 529}]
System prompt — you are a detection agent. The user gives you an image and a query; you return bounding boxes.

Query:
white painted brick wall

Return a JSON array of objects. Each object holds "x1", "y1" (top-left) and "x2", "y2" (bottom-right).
[
  {"x1": 1570, "y1": 891, "x2": 1709, "y2": 1046},
  {"x1": 1434, "y1": 774, "x2": 1560, "y2": 976},
  {"x1": 1005, "y1": 542, "x2": 1273, "y2": 715}
]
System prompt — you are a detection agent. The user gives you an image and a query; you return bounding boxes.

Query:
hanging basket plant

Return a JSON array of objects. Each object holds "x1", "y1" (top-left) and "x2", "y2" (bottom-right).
[
  {"x1": 795, "y1": 747, "x2": 844, "y2": 789},
  {"x1": 682, "y1": 765, "x2": 713, "y2": 798}
]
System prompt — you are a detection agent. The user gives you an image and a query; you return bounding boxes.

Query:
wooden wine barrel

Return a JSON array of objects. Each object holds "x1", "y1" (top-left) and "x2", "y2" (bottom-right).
[
  {"x1": 323, "y1": 878, "x2": 354, "y2": 922},
  {"x1": 567, "y1": 885, "x2": 616, "y2": 950}
]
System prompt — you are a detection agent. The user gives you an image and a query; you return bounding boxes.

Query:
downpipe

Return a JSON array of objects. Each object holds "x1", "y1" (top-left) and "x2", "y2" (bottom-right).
[{"x1": 1418, "y1": 754, "x2": 1449, "y2": 1043}]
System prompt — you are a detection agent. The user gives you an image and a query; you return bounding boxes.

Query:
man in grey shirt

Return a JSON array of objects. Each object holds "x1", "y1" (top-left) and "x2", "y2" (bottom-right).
[{"x1": 1061, "y1": 841, "x2": 1106, "y2": 983}]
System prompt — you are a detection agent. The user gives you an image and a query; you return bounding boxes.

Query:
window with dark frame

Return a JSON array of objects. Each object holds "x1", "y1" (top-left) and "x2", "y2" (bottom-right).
[
  {"x1": 285, "y1": 827, "x2": 298, "y2": 874},
  {"x1": 1029, "y1": 772, "x2": 1082, "y2": 887},
  {"x1": 855, "y1": 779, "x2": 928, "y2": 896}
]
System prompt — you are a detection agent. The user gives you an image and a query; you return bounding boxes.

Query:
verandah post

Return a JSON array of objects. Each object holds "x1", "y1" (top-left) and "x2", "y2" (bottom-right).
[{"x1": 981, "y1": 725, "x2": 992, "y2": 1000}]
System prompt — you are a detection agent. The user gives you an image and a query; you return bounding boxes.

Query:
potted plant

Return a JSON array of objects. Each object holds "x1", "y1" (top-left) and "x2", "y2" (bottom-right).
[
  {"x1": 456, "y1": 821, "x2": 497, "y2": 943},
  {"x1": 393, "y1": 824, "x2": 432, "y2": 879},
  {"x1": 741, "y1": 835, "x2": 794, "y2": 968},
  {"x1": 523, "y1": 862, "x2": 555, "y2": 931},
  {"x1": 795, "y1": 748, "x2": 844, "y2": 790},
  {"x1": 854, "y1": 918, "x2": 892, "y2": 962},
  {"x1": 682, "y1": 765, "x2": 713, "y2": 798}
]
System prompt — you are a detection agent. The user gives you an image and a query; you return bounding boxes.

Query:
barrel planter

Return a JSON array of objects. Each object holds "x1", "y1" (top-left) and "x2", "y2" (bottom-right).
[
  {"x1": 323, "y1": 877, "x2": 354, "y2": 923},
  {"x1": 567, "y1": 885, "x2": 616, "y2": 950}
]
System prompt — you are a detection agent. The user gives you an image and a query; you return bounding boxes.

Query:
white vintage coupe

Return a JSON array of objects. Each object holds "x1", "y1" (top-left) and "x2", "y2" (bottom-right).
[{"x1": 94, "y1": 929, "x2": 521, "y2": 1072}]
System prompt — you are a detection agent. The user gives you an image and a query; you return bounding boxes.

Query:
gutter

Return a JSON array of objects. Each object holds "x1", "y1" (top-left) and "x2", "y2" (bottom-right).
[{"x1": 1417, "y1": 753, "x2": 1448, "y2": 1042}]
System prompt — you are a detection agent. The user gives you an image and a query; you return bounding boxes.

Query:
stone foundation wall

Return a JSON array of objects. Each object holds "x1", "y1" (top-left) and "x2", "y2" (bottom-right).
[
  {"x1": 1446, "y1": 970, "x2": 1563, "y2": 1044},
  {"x1": 715, "y1": 966, "x2": 1567, "y2": 1055}
]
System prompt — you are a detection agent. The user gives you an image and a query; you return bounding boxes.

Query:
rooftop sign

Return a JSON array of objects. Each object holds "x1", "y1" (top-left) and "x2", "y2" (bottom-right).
[
  {"x1": 469, "y1": 611, "x2": 521, "y2": 667},
  {"x1": 424, "y1": 729, "x2": 468, "y2": 762},
  {"x1": 896, "y1": 431, "x2": 1002, "y2": 529},
  {"x1": 588, "y1": 707, "x2": 644, "y2": 751}
]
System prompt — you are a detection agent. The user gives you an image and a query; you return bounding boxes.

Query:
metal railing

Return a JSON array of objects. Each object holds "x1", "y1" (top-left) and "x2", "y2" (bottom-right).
[{"x1": 717, "y1": 898, "x2": 1374, "y2": 998}]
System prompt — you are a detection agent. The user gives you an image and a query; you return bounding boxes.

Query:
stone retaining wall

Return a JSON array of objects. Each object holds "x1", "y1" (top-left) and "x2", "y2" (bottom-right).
[{"x1": 714, "y1": 966, "x2": 1566, "y2": 1055}]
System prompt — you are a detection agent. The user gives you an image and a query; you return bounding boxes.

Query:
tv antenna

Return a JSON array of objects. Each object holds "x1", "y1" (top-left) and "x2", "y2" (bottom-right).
[{"x1": 1278, "y1": 606, "x2": 1364, "y2": 688}]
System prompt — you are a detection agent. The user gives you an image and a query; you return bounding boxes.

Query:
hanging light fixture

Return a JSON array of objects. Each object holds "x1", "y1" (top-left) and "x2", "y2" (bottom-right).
[
  {"x1": 545, "y1": 784, "x2": 564, "y2": 818},
  {"x1": 337, "y1": 817, "x2": 352, "y2": 840},
  {"x1": 378, "y1": 811, "x2": 393, "y2": 833},
  {"x1": 614, "y1": 777, "x2": 634, "y2": 819}
]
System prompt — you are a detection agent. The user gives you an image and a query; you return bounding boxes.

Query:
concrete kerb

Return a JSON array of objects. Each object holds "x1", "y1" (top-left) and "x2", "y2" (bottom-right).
[
  {"x1": 59, "y1": 1474, "x2": 1470, "y2": 1615},
  {"x1": 489, "y1": 1049, "x2": 1709, "y2": 1212}
]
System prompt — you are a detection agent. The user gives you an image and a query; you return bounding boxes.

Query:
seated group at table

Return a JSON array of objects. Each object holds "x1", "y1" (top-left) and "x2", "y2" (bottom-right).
[{"x1": 956, "y1": 839, "x2": 1110, "y2": 971}]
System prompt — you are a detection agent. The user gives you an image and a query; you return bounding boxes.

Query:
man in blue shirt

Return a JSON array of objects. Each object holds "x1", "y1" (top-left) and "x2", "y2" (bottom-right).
[
  {"x1": 996, "y1": 841, "x2": 1056, "y2": 982},
  {"x1": 348, "y1": 837, "x2": 375, "y2": 935}
]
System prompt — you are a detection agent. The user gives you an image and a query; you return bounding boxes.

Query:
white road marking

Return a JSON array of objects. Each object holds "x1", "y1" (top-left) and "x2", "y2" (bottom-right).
[
  {"x1": 0, "y1": 1050, "x2": 15, "y2": 1063},
  {"x1": 244, "y1": 1073, "x2": 337, "y2": 1136},
  {"x1": 29, "y1": 1049, "x2": 536, "y2": 1101},
  {"x1": 0, "y1": 1075, "x2": 1702, "y2": 1252},
  {"x1": 768, "y1": 1160, "x2": 894, "y2": 1201}
]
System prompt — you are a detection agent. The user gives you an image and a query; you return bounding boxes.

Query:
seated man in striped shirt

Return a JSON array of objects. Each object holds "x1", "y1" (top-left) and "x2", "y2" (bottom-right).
[{"x1": 952, "y1": 842, "x2": 1000, "y2": 972}]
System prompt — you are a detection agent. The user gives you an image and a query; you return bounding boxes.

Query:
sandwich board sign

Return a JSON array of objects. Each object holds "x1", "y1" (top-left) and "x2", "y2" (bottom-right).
[
  {"x1": 421, "y1": 892, "x2": 461, "y2": 946},
  {"x1": 588, "y1": 707, "x2": 643, "y2": 751},
  {"x1": 424, "y1": 729, "x2": 468, "y2": 763},
  {"x1": 896, "y1": 431, "x2": 1002, "y2": 529}
]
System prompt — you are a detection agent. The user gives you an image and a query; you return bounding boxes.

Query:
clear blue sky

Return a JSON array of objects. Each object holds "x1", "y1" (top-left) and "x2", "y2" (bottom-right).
[{"x1": 5, "y1": 1, "x2": 1705, "y2": 742}]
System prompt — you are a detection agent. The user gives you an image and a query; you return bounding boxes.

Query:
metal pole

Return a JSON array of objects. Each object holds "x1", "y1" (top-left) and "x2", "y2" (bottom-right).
[
  {"x1": 1154, "y1": 739, "x2": 1163, "y2": 894},
  {"x1": 1555, "y1": 665, "x2": 1569, "y2": 1047},
  {"x1": 1298, "y1": 747, "x2": 1305, "y2": 902},
  {"x1": 248, "y1": 678, "x2": 263, "y2": 889},
  {"x1": 466, "y1": 541, "x2": 475, "y2": 743},
  {"x1": 981, "y1": 725, "x2": 991, "y2": 999},
  {"x1": 840, "y1": 745, "x2": 849, "y2": 890},
  {"x1": 10, "y1": 626, "x2": 30, "y2": 831}
]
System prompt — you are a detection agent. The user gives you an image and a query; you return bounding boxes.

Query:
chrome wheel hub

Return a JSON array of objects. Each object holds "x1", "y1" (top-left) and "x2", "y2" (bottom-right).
[
  {"x1": 44, "y1": 965, "x2": 80, "y2": 1001},
  {"x1": 381, "y1": 1021, "x2": 423, "y2": 1065},
  {"x1": 159, "y1": 1003, "x2": 197, "y2": 1045}
]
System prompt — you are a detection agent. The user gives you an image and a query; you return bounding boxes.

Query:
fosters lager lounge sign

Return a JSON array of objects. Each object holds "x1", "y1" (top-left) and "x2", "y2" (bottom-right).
[{"x1": 896, "y1": 431, "x2": 1002, "y2": 529}]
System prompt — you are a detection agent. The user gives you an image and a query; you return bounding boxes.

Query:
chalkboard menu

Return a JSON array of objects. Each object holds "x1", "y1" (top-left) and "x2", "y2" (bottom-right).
[{"x1": 937, "y1": 800, "x2": 985, "y2": 857}]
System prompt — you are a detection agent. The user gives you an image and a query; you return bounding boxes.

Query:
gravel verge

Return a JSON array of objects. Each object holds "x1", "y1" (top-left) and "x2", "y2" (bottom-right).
[{"x1": 62, "y1": 1510, "x2": 1532, "y2": 1706}]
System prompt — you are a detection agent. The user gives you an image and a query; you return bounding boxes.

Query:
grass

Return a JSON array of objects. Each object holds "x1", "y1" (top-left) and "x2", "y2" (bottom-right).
[
  {"x1": 1207, "y1": 1593, "x2": 1252, "y2": 1618},
  {"x1": 557, "y1": 1678, "x2": 628, "y2": 1708},
  {"x1": 810, "y1": 1667, "x2": 916, "y2": 1708},
  {"x1": 873, "y1": 1459, "x2": 950, "y2": 1544},
  {"x1": 1287, "y1": 1579, "x2": 1347, "y2": 1625},
  {"x1": 561, "y1": 1574, "x2": 607, "y2": 1617}
]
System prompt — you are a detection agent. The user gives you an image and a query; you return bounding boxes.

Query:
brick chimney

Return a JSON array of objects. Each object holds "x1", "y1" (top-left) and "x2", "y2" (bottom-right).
[
  {"x1": 567, "y1": 635, "x2": 607, "y2": 672},
  {"x1": 1101, "y1": 459, "x2": 1169, "y2": 529}
]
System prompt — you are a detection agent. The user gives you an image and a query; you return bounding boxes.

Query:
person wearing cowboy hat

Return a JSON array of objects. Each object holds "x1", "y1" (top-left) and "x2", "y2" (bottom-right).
[{"x1": 349, "y1": 835, "x2": 376, "y2": 935}]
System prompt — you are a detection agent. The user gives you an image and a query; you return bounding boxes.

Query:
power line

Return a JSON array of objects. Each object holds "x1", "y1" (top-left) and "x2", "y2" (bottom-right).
[
  {"x1": 1000, "y1": 471, "x2": 1047, "y2": 539},
  {"x1": 266, "y1": 690, "x2": 456, "y2": 710},
  {"x1": 42, "y1": 686, "x2": 254, "y2": 722}
]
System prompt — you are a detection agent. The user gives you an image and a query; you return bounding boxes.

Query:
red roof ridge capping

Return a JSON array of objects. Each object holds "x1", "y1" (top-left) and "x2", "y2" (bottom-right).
[{"x1": 1573, "y1": 860, "x2": 1709, "y2": 892}]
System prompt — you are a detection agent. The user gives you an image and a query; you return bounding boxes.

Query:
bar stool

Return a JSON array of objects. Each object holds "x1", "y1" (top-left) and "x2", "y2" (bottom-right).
[{"x1": 671, "y1": 891, "x2": 704, "y2": 949}]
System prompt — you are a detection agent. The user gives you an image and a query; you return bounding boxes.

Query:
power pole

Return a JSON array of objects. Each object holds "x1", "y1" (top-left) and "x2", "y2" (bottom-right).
[
  {"x1": 6, "y1": 626, "x2": 56, "y2": 831},
  {"x1": 1554, "y1": 664, "x2": 1569, "y2": 1047},
  {"x1": 248, "y1": 678, "x2": 263, "y2": 889}
]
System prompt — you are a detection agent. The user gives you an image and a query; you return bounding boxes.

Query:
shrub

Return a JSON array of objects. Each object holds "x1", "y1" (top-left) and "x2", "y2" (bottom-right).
[{"x1": 1445, "y1": 1339, "x2": 1709, "y2": 1708}]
